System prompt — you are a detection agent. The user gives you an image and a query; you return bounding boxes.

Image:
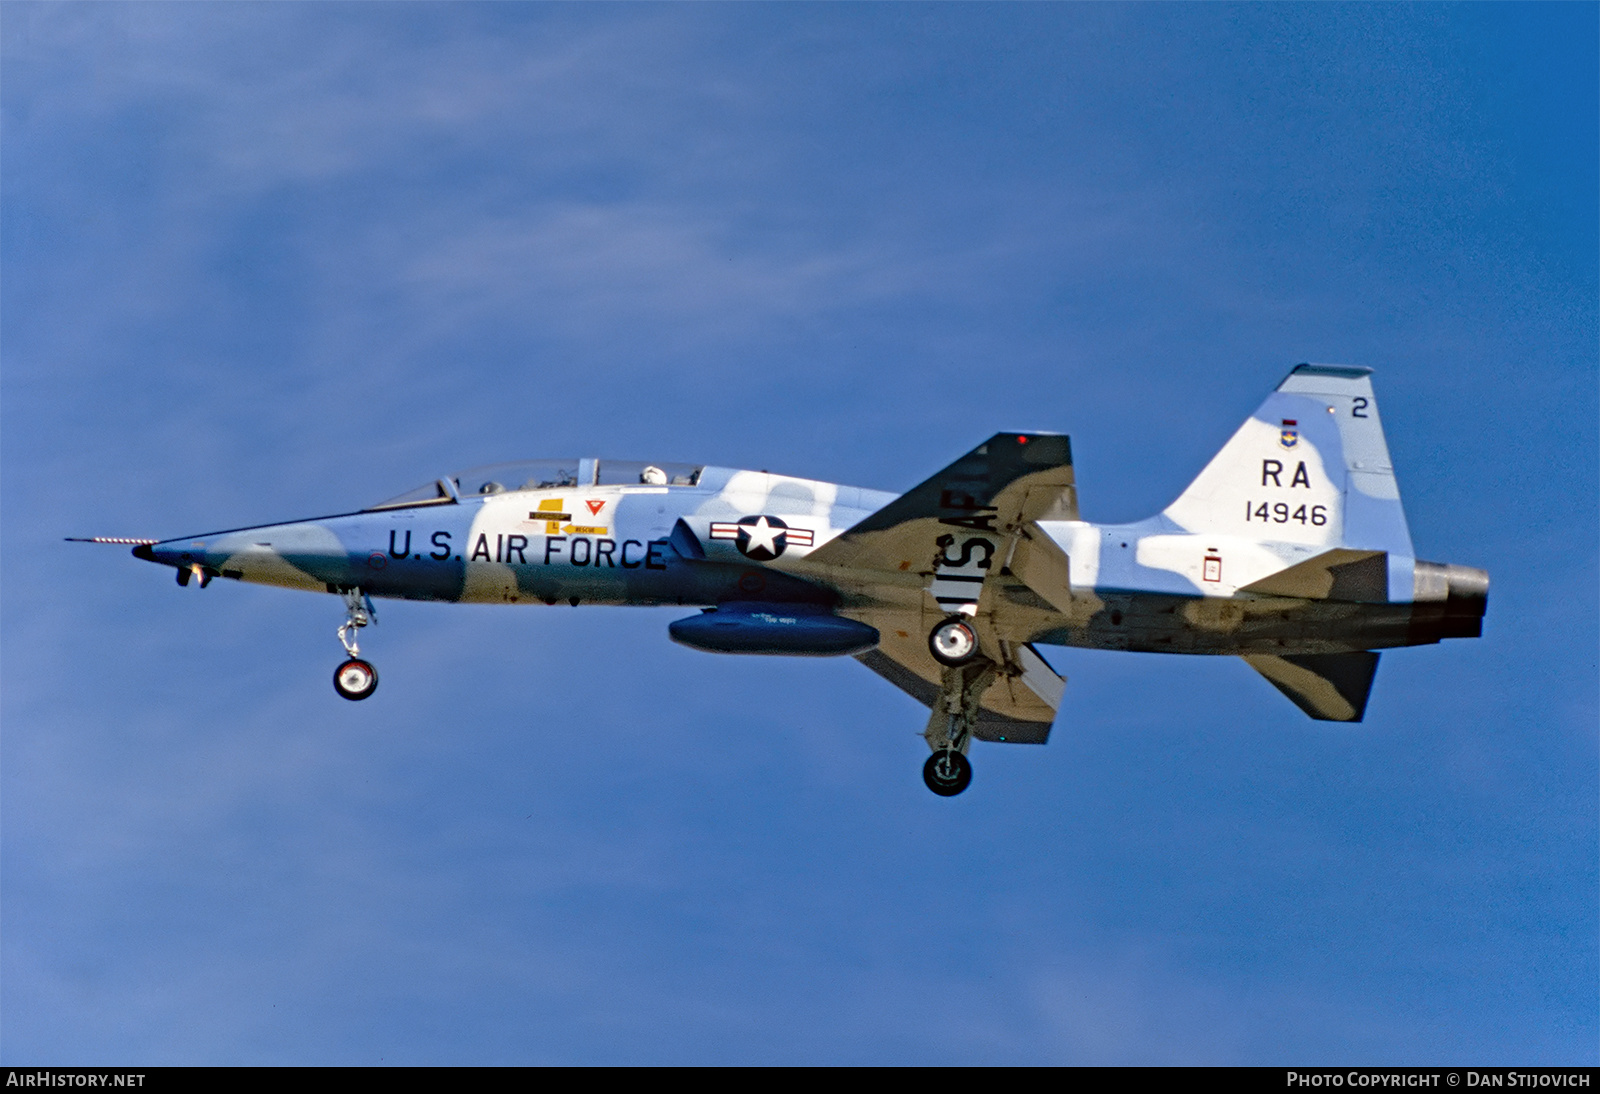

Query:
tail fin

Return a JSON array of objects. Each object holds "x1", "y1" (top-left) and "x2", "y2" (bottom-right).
[{"x1": 1163, "y1": 364, "x2": 1413, "y2": 559}]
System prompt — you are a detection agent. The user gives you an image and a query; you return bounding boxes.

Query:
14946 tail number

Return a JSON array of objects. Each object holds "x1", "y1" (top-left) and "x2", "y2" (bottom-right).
[{"x1": 1246, "y1": 501, "x2": 1327, "y2": 525}]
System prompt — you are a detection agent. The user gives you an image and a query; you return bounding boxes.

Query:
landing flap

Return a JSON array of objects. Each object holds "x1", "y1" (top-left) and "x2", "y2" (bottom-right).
[
  {"x1": 1243, "y1": 651, "x2": 1381, "y2": 722},
  {"x1": 853, "y1": 629, "x2": 1062, "y2": 744},
  {"x1": 1007, "y1": 526, "x2": 1073, "y2": 614},
  {"x1": 1015, "y1": 642, "x2": 1065, "y2": 709}
]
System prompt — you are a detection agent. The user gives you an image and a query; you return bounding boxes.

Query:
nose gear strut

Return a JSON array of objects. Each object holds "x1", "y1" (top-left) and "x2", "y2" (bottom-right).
[
  {"x1": 333, "y1": 588, "x2": 379, "y2": 701},
  {"x1": 337, "y1": 588, "x2": 376, "y2": 657}
]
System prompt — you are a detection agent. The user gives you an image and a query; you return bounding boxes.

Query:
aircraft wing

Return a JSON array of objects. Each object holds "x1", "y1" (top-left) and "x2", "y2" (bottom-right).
[
  {"x1": 801, "y1": 433, "x2": 1077, "y2": 742},
  {"x1": 854, "y1": 626, "x2": 1064, "y2": 744},
  {"x1": 806, "y1": 432, "x2": 1078, "y2": 577}
]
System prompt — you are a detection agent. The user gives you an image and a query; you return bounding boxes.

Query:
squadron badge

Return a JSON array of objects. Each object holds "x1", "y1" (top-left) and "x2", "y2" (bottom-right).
[{"x1": 1279, "y1": 419, "x2": 1299, "y2": 450}]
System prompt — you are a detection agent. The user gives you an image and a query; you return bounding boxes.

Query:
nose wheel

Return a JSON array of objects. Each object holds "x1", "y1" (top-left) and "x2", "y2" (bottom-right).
[
  {"x1": 334, "y1": 658, "x2": 379, "y2": 701},
  {"x1": 923, "y1": 749, "x2": 972, "y2": 796},
  {"x1": 333, "y1": 588, "x2": 379, "y2": 701}
]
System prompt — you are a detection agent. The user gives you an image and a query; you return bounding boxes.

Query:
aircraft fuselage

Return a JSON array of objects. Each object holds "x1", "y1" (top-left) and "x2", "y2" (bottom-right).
[
  {"x1": 103, "y1": 365, "x2": 1488, "y2": 792},
  {"x1": 134, "y1": 463, "x2": 1481, "y2": 658}
]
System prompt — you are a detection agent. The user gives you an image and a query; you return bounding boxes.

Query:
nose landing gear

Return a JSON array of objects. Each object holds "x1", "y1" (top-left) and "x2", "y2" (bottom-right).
[
  {"x1": 333, "y1": 588, "x2": 378, "y2": 701},
  {"x1": 334, "y1": 657, "x2": 378, "y2": 701}
]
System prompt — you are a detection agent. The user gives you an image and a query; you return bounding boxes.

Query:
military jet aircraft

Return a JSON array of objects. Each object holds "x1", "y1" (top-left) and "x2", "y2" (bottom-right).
[{"x1": 74, "y1": 365, "x2": 1487, "y2": 796}]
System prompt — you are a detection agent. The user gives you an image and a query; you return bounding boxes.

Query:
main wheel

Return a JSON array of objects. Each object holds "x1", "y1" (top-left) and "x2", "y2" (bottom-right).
[
  {"x1": 923, "y1": 749, "x2": 972, "y2": 796},
  {"x1": 928, "y1": 617, "x2": 979, "y2": 666},
  {"x1": 333, "y1": 658, "x2": 379, "y2": 701}
]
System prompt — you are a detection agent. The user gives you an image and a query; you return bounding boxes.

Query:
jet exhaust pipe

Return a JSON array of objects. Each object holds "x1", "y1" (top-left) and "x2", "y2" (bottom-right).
[{"x1": 1411, "y1": 560, "x2": 1489, "y2": 641}]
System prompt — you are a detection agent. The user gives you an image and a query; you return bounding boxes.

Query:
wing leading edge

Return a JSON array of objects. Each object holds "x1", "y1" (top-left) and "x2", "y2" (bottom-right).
[{"x1": 806, "y1": 431, "x2": 1078, "y2": 576}]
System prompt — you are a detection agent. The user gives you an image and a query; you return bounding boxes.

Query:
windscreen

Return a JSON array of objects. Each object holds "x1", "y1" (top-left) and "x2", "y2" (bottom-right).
[
  {"x1": 453, "y1": 460, "x2": 581, "y2": 496},
  {"x1": 366, "y1": 460, "x2": 579, "y2": 510}
]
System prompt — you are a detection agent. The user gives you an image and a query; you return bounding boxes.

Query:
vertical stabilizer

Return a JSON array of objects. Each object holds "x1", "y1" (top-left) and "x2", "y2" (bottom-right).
[{"x1": 1163, "y1": 365, "x2": 1414, "y2": 564}]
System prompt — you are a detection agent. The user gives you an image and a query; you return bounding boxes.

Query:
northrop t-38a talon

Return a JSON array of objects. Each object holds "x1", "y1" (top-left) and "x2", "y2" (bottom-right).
[{"x1": 76, "y1": 366, "x2": 1487, "y2": 796}]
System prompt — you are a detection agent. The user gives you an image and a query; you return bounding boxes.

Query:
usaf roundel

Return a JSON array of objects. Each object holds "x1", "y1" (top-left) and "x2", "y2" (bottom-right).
[{"x1": 708, "y1": 515, "x2": 815, "y2": 561}]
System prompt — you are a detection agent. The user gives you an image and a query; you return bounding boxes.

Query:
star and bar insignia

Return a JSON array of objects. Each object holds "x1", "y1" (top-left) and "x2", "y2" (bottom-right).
[{"x1": 708, "y1": 515, "x2": 815, "y2": 561}]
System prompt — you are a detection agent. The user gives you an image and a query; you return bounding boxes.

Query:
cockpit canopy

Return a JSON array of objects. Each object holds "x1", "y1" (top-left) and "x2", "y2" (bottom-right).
[{"x1": 366, "y1": 459, "x2": 704, "y2": 511}]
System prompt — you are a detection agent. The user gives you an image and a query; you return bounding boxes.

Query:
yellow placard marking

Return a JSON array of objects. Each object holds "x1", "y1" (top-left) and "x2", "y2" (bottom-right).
[{"x1": 537, "y1": 498, "x2": 566, "y2": 535}]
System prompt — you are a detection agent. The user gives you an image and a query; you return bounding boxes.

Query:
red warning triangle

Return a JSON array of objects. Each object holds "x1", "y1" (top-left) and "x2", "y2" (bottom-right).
[{"x1": 586, "y1": 499, "x2": 605, "y2": 516}]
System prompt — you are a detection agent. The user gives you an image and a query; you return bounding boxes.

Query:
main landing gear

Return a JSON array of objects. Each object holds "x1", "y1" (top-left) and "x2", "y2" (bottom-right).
[
  {"x1": 923, "y1": 749, "x2": 972, "y2": 796},
  {"x1": 928, "y1": 616, "x2": 980, "y2": 666},
  {"x1": 333, "y1": 588, "x2": 378, "y2": 701},
  {"x1": 920, "y1": 657, "x2": 996, "y2": 797}
]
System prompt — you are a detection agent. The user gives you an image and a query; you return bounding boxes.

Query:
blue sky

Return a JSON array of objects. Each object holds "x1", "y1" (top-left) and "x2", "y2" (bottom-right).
[{"x1": 3, "y1": 3, "x2": 1595, "y2": 1064}]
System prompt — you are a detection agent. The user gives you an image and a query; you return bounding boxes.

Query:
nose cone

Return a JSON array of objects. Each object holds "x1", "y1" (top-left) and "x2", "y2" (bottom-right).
[
  {"x1": 135, "y1": 538, "x2": 211, "y2": 568},
  {"x1": 132, "y1": 537, "x2": 224, "y2": 587},
  {"x1": 134, "y1": 521, "x2": 353, "y2": 592}
]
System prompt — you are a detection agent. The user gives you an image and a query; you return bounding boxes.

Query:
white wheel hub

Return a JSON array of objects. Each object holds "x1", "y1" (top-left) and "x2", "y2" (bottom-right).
[{"x1": 930, "y1": 619, "x2": 978, "y2": 663}]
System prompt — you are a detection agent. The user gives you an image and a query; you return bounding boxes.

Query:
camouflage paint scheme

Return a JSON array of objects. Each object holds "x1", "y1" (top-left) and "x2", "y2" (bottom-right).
[{"x1": 114, "y1": 366, "x2": 1487, "y2": 783}]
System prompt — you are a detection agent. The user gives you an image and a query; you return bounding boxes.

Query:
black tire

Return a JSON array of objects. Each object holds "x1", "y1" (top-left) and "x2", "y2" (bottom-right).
[
  {"x1": 923, "y1": 749, "x2": 972, "y2": 796},
  {"x1": 333, "y1": 658, "x2": 379, "y2": 701},
  {"x1": 928, "y1": 617, "x2": 980, "y2": 666}
]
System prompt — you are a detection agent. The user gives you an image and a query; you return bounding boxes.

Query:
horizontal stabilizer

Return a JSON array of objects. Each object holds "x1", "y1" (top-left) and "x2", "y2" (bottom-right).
[
  {"x1": 1243, "y1": 651, "x2": 1380, "y2": 722},
  {"x1": 1240, "y1": 548, "x2": 1388, "y2": 602}
]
